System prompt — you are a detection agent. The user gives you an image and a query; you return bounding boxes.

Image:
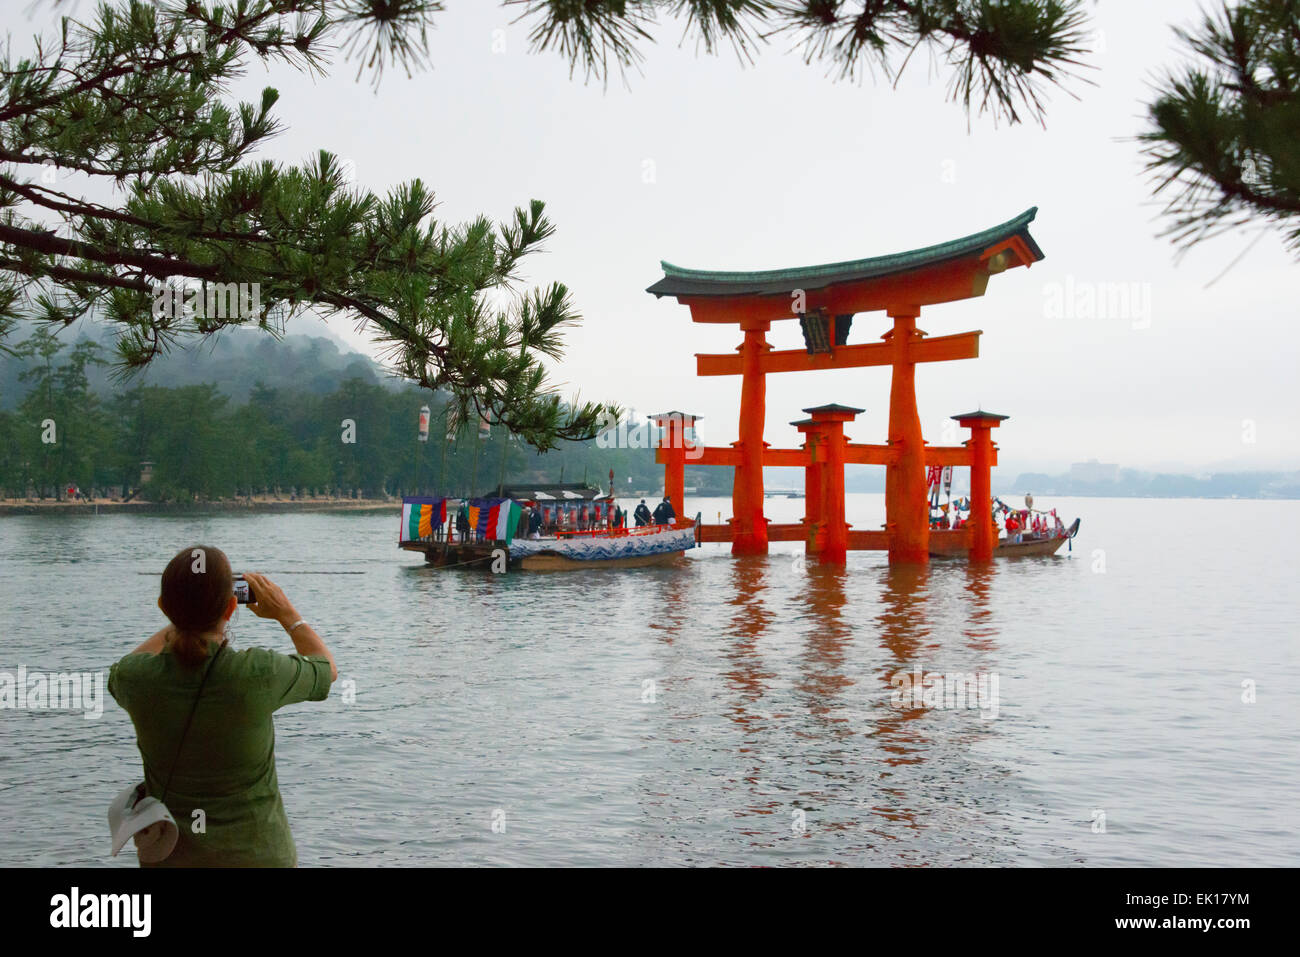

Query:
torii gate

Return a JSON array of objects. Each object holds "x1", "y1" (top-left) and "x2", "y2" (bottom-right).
[{"x1": 645, "y1": 209, "x2": 1044, "y2": 563}]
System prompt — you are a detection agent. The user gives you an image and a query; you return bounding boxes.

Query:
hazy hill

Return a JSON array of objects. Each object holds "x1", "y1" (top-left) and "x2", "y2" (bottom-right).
[{"x1": 0, "y1": 321, "x2": 397, "y2": 409}]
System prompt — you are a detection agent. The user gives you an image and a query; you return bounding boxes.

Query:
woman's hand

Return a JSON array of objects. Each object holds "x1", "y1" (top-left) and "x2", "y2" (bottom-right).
[
  {"x1": 242, "y1": 572, "x2": 300, "y2": 627},
  {"x1": 243, "y1": 572, "x2": 336, "y2": 681}
]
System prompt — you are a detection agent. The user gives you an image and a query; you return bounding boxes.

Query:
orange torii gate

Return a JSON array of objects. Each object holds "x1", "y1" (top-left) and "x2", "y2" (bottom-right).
[{"x1": 646, "y1": 209, "x2": 1044, "y2": 564}]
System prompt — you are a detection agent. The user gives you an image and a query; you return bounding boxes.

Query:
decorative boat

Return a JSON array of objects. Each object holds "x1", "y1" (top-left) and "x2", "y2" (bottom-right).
[
  {"x1": 398, "y1": 489, "x2": 699, "y2": 570},
  {"x1": 928, "y1": 519, "x2": 1080, "y2": 558},
  {"x1": 928, "y1": 495, "x2": 1080, "y2": 558}
]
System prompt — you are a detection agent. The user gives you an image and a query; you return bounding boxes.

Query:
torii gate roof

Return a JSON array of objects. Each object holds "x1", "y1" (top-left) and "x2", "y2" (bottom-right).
[{"x1": 646, "y1": 208, "x2": 1043, "y2": 308}]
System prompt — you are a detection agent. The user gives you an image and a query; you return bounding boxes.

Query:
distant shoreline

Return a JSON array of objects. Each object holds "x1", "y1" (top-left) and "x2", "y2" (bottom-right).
[{"x1": 0, "y1": 497, "x2": 400, "y2": 516}]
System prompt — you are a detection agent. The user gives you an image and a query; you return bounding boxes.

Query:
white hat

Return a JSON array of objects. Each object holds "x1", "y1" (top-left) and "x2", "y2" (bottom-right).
[{"x1": 108, "y1": 782, "x2": 179, "y2": 863}]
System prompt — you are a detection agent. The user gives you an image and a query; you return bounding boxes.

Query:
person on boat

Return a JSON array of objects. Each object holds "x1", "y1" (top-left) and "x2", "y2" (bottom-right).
[
  {"x1": 517, "y1": 505, "x2": 531, "y2": 539},
  {"x1": 529, "y1": 505, "x2": 543, "y2": 539},
  {"x1": 455, "y1": 501, "x2": 469, "y2": 542},
  {"x1": 108, "y1": 547, "x2": 336, "y2": 867},
  {"x1": 652, "y1": 497, "x2": 676, "y2": 526},
  {"x1": 634, "y1": 500, "x2": 652, "y2": 527}
]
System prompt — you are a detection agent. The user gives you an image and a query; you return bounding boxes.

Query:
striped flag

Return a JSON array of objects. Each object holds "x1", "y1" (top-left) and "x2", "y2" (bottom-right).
[
  {"x1": 401, "y1": 498, "x2": 446, "y2": 542},
  {"x1": 470, "y1": 497, "x2": 522, "y2": 541},
  {"x1": 488, "y1": 499, "x2": 522, "y2": 540}
]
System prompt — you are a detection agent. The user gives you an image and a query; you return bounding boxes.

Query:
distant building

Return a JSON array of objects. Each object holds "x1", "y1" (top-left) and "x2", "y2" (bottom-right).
[{"x1": 1069, "y1": 459, "x2": 1119, "y2": 483}]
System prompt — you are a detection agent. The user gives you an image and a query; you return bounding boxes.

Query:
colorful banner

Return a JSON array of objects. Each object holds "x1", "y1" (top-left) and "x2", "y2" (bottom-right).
[
  {"x1": 469, "y1": 497, "x2": 521, "y2": 541},
  {"x1": 400, "y1": 497, "x2": 446, "y2": 542},
  {"x1": 488, "y1": 499, "x2": 522, "y2": 540}
]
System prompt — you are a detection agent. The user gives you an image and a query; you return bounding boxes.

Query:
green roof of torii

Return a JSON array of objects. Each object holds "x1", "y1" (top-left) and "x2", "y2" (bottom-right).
[{"x1": 647, "y1": 208, "x2": 1043, "y2": 299}]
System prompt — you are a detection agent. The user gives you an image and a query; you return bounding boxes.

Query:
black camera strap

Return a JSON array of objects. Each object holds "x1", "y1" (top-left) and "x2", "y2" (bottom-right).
[{"x1": 160, "y1": 639, "x2": 226, "y2": 805}]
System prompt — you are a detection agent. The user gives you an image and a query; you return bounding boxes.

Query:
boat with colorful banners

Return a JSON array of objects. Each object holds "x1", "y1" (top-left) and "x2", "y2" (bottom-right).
[
  {"x1": 398, "y1": 484, "x2": 699, "y2": 570},
  {"x1": 927, "y1": 489, "x2": 1081, "y2": 558}
]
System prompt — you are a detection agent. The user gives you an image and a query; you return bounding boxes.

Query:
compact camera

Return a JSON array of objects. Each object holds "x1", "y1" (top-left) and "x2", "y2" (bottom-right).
[{"x1": 233, "y1": 575, "x2": 255, "y2": 605}]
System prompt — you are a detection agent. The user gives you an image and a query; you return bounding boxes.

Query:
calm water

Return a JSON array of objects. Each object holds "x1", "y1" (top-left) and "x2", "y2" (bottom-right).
[{"x1": 0, "y1": 495, "x2": 1296, "y2": 866}]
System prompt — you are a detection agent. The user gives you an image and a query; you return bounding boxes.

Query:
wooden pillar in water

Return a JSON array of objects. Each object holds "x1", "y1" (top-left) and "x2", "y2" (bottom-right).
[
  {"x1": 793, "y1": 419, "x2": 824, "y2": 556},
  {"x1": 954, "y1": 411, "x2": 1008, "y2": 561},
  {"x1": 733, "y1": 322, "x2": 770, "y2": 554},
  {"x1": 799, "y1": 404, "x2": 863, "y2": 565},
  {"x1": 885, "y1": 309, "x2": 930, "y2": 563},
  {"x1": 652, "y1": 411, "x2": 699, "y2": 525}
]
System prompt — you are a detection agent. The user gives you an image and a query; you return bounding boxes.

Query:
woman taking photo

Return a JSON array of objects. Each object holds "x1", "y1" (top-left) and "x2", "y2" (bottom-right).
[{"x1": 108, "y1": 545, "x2": 337, "y2": 867}]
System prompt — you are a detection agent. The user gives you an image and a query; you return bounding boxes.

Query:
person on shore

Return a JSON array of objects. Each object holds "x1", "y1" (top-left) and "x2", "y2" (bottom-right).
[
  {"x1": 107, "y1": 546, "x2": 336, "y2": 867},
  {"x1": 634, "y1": 500, "x2": 651, "y2": 527}
]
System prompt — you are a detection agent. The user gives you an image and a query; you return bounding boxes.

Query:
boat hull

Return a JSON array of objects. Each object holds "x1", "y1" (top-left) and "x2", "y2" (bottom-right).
[
  {"x1": 509, "y1": 525, "x2": 697, "y2": 569},
  {"x1": 400, "y1": 523, "x2": 698, "y2": 570},
  {"x1": 929, "y1": 531, "x2": 1073, "y2": 558},
  {"x1": 994, "y1": 536, "x2": 1070, "y2": 557}
]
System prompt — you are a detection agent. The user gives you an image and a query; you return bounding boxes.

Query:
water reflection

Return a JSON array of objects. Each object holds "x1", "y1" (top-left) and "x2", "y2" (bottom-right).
[
  {"x1": 875, "y1": 563, "x2": 933, "y2": 665},
  {"x1": 962, "y1": 562, "x2": 999, "y2": 651},
  {"x1": 865, "y1": 564, "x2": 934, "y2": 836},
  {"x1": 722, "y1": 555, "x2": 775, "y2": 708},
  {"x1": 646, "y1": 558, "x2": 695, "y2": 645},
  {"x1": 719, "y1": 556, "x2": 779, "y2": 841},
  {"x1": 794, "y1": 563, "x2": 854, "y2": 728}
]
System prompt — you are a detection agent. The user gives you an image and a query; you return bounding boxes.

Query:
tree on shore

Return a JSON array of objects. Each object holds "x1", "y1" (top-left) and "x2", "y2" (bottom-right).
[
  {"x1": 13, "y1": 328, "x2": 105, "y2": 498},
  {"x1": 1, "y1": 0, "x2": 1092, "y2": 449}
]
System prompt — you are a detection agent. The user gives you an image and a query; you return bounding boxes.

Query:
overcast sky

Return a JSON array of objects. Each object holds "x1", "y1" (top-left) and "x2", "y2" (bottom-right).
[{"x1": 8, "y1": 1, "x2": 1298, "y2": 474}]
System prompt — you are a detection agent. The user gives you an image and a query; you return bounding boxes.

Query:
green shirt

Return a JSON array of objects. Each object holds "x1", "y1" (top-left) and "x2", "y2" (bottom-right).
[{"x1": 107, "y1": 642, "x2": 332, "y2": 867}]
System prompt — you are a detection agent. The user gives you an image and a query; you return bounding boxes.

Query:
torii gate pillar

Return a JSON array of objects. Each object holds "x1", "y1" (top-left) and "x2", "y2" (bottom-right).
[
  {"x1": 955, "y1": 410, "x2": 1009, "y2": 561},
  {"x1": 794, "y1": 404, "x2": 862, "y2": 564},
  {"x1": 885, "y1": 309, "x2": 930, "y2": 563},
  {"x1": 652, "y1": 410, "x2": 700, "y2": 524},
  {"x1": 793, "y1": 419, "x2": 825, "y2": 556},
  {"x1": 733, "y1": 322, "x2": 771, "y2": 555}
]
